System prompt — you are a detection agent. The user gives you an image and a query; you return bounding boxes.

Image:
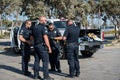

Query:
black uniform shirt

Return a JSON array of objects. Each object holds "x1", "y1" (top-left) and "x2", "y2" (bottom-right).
[
  {"x1": 63, "y1": 24, "x2": 80, "y2": 43},
  {"x1": 48, "y1": 27, "x2": 61, "y2": 49},
  {"x1": 19, "y1": 26, "x2": 31, "y2": 40},
  {"x1": 48, "y1": 28, "x2": 61, "y2": 46},
  {"x1": 32, "y1": 23, "x2": 48, "y2": 45},
  {"x1": 48, "y1": 28, "x2": 61, "y2": 39}
]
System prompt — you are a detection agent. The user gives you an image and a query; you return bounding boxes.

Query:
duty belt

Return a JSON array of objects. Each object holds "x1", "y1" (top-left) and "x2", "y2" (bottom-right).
[
  {"x1": 34, "y1": 43, "x2": 45, "y2": 47},
  {"x1": 66, "y1": 42, "x2": 78, "y2": 46}
]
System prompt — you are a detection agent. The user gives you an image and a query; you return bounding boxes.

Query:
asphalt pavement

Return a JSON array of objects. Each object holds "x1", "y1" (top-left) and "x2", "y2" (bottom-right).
[{"x1": 0, "y1": 39, "x2": 120, "y2": 80}]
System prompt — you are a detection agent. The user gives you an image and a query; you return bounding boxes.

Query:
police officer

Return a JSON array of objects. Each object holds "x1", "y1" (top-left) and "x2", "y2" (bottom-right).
[
  {"x1": 48, "y1": 23, "x2": 62, "y2": 73},
  {"x1": 63, "y1": 19, "x2": 80, "y2": 78},
  {"x1": 32, "y1": 16, "x2": 54, "y2": 80},
  {"x1": 19, "y1": 20, "x2": 32, "y2": 76}
]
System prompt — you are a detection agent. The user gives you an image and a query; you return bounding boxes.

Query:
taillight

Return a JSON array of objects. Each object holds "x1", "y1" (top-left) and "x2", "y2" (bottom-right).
[{"x1": 102, "y1": 32, "x2": 104, "y2": 40}]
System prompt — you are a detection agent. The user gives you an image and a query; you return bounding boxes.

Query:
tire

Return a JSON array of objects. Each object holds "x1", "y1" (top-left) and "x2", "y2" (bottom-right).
[
  {"x1": 59, "y1": 44, "x2": 66, "y2": 59},
  {"x1": 81, "y1": 51, "x2": 94, "y2": 57},
  {"x1": 13, "y1": 47, "x2": 21, "y2": 54}
]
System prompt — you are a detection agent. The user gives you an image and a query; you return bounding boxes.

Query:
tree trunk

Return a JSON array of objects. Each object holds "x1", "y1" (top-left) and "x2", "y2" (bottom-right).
[
  {"x1": 0, "y1": 14, "x2": 2, "y2": 35},
  {"x1": 109, "y1": 18, "x2": 118, "y2": 39},
  {"x1": 110, "y1": 19, "x2": 118, "y2": 39}
]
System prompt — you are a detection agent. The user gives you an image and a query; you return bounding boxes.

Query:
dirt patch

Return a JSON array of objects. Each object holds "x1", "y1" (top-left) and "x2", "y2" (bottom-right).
[{"x1": 105, "y1": 40, "x2": 120, "y2": 48}]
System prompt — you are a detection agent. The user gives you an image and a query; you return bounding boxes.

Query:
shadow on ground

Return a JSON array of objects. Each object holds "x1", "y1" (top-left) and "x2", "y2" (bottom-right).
[
  {"x1": 0, "y1": 64, "x2": 34, "y2": 79},
  {"x1": 28, "y1": 63, "x2": 68, "y2": 78},
  {"x1": 0, "y1": 47, "x2": 21, "y2": 57},
  {"x1": 0, "y1": 63, "x2": 68, "y2": 79}
]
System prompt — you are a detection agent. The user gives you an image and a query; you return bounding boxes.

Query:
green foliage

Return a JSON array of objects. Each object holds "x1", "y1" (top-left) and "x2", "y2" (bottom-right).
[
  {"x1": 100, "y1": 0, "x2": 120, "y2": 16},
  {"x1": 21, "y1": 0, "x2": 48, "y2": 20},
  {"x1": 0, "y1": 0, "x2": 22, "y2": 18},
  {"x1": 98, "y1": 0, "x2": 120, "y2": 39},
  {"x1": 0, "y1": 0, "x2": 120, "y2": 30},
  {"x1": 0, "y1": 35, "x2": 4, "y2": 39},
  {"x1": 2, "y1": 20, "x2": 12, "y2": 28},
  {"x1": 74, "y1": 0, "x2": 91, "y2": 27},
  {"x1": 0, "y1": 32, "x2": 10, "y2": 39}
]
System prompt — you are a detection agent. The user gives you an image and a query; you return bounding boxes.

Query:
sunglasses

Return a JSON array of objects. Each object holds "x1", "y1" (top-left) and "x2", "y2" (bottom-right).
[{"x1": 27, "y1": 23, "x2": 31, "y2": 25}]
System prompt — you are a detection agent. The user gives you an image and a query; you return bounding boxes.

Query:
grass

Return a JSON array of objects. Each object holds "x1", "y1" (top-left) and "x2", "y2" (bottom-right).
[
  {"x1": 105, "y1": 39, "x2": 120, "y2": 47},
  {"x1": 104, "y1": 30, "x2": 118, "y2": 34},
  {"x1": 0, "y1": 32, "x2": 10, "y2": 39},
  {"x1": 0, "y1": 35, "x2": 4, "y2": 39}
]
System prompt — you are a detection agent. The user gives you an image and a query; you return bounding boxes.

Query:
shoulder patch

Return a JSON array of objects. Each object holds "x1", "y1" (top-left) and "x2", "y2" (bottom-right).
[
  {"x1": 45, "y1": 27, "x2": 47, "y2": 29},
  {"x1": 21, "y1": 30, "x2": 23, "y2": 33},
  {"x1": 45, "y1": 30, "x2": 48, "y2": 33},
  {"x1": 54, "y1": 31, "x2": 56, "y2": 34}
]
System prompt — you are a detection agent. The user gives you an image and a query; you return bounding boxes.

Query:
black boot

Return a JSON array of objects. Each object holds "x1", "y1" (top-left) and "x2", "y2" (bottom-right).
[{"x1": 44, "y1": 76, "x2": 54, "y2": 80}]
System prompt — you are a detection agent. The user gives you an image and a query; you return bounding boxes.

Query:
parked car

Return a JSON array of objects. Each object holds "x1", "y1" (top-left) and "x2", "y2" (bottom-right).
[
  {"x1": 10, "y1": 21, "x2": 37, "y2": 54},
  {"x1": 47, "y1": 19, "x2": 104, "y2": 58},
  {"x1": 101, "y1": 26, "x2": 118, "y2": 32}
]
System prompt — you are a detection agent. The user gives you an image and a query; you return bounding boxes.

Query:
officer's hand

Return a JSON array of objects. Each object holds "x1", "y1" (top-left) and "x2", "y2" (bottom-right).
[
  {"x1": 63, "y1": 36, "x2": 66, "y2": 41},
  {"x1": 26, "y1": 40, "x2": 31, "y2": 45},
  {"x1": 48, "y1": 47, "x2": 52, "y2": 54}
]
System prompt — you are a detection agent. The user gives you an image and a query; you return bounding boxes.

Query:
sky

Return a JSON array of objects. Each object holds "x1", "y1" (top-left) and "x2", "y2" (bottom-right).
[
  {"x1": 7, "y1": 15, "x2": 28, "y2": 21},
  {"x1": 6, "y1": 13, "x2": 112, "y2": 28}
]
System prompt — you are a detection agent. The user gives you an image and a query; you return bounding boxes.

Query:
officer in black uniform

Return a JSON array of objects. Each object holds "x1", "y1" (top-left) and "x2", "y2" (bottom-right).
[
  {"x1": 48, "y1": 23, "x2": 62, "y2": 73},
  {"x1": 63, "y1": 19, "x2": 80, "y2": 78},
  {"x1": 32, "y1": 16, "x2": 54, "y2": 80},
  {"x1": 19, "y1": 20, "x2": 32, "y2": 76}
]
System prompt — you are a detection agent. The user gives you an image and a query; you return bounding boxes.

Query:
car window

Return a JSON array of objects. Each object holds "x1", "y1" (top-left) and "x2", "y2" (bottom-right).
[
  {"x1": 109, "y1": 26, "x2": 114, "y2": 29},
  {"x1": 53, "y1": 21, "x2": 67, "y2": 28},
  {"x1": 105, "y1": 26, "x2": 114, "y2": 29}
]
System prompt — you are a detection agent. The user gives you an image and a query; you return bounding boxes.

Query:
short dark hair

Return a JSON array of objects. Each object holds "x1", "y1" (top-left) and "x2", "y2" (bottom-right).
[
  {"x1": 67, "y1": 19, "x2": 73, "y2": 24},
  {"x1": 48, "y1": 23, "x2": 53, "y2": 26},
  {"x1": 25, "y1": 20, "x2": 31, "y2": 24}
]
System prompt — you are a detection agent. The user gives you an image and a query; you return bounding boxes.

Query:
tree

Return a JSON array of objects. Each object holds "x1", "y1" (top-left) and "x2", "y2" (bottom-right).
[
  {"x1": 98, "y1": 0, "x2": 120, "y2": 39},
  {"x1": 74, "y1": 0, "x2": 91, "y2": 28},
  {"x1": 0, "y1": 0, "x2": 22, "y2": 20},
  {"x1": 21, "y1": 0, "x2": 48, "y2": 20},
  {"x1": 46, "y1": 0, "x2": 77, "y2": 19},
  {"x1": 0, "y1": 0, "x2": 22, "y2": 35}
]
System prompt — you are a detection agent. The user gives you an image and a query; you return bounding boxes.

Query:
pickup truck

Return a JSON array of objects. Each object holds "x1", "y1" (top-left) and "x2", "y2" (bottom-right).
[
  {"x1": 10, "y1": 19, "x2": 105, "y2": 58},
  {"x1": 48, "y1": 19, "x2": 104, "y2": 58},
  {"x1": 78, "y1": 29, "x2": 104, "y2": 57}
]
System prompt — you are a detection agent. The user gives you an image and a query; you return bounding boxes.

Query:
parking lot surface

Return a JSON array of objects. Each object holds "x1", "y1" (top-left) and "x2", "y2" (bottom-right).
[{"x1": 0, "y1": 39, "x2": 120, "y2": 80}]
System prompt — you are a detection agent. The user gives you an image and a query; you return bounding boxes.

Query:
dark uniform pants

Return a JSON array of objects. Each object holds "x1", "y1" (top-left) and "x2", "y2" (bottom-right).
[
  {"x1": 49, "y1": 48, "x2": 60, "y2": 70},
  {"x1": 33, "y1": 51, "x2": 40, "y2": 77},
  {"x1": 34, "y1": 44, "x2": 49, "y2": 78},
  {"x1": 21, "y1": 44, "x2": 30, "y2": 73},
  {"x1": 66, "y1": 43, "x2": 80, "y2": 76}
]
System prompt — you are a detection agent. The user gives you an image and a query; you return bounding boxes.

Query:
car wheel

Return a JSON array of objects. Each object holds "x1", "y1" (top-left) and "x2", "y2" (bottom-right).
[
  {"x1": 13, "y1": 47, "x2": 20, "y2": 54},
  {"x1": 59, "y1": 45, "x2": 66, "y2": 59},
  {"x1": 81, "y1": 51, "x2": 94, "y2": 57}
]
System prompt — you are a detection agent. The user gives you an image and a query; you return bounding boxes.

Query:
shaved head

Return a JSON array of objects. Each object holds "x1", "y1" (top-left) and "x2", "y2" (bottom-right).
[{"x1": 39, "y1": 16, "x2": 47, "y2": 25}]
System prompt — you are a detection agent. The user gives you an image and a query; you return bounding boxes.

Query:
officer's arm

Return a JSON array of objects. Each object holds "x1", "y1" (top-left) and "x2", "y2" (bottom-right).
[
  {"x1": 54, "y1": 29, "x2": 62, "y2": 40},
  {"x1": 63, "y1": 28, "x2": 68, "y2": 41},
  {"x1": 19, "y1": 35, "x2": 30, "y2": 45},
  {"x1": 43, "y1": 35, "x2": 52, "y2": 53},
  {"x1": 30, "y1": 36, "x2": 33, "y2": 41},
  {"x1": 54, "y1": 37, "x2": 63, "y2": 40}
]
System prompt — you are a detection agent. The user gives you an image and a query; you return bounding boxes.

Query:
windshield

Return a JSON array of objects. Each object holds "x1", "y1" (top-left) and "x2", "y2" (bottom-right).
[{"x1": 53, "y1": 21, "x2": 67, "y2": 28}]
